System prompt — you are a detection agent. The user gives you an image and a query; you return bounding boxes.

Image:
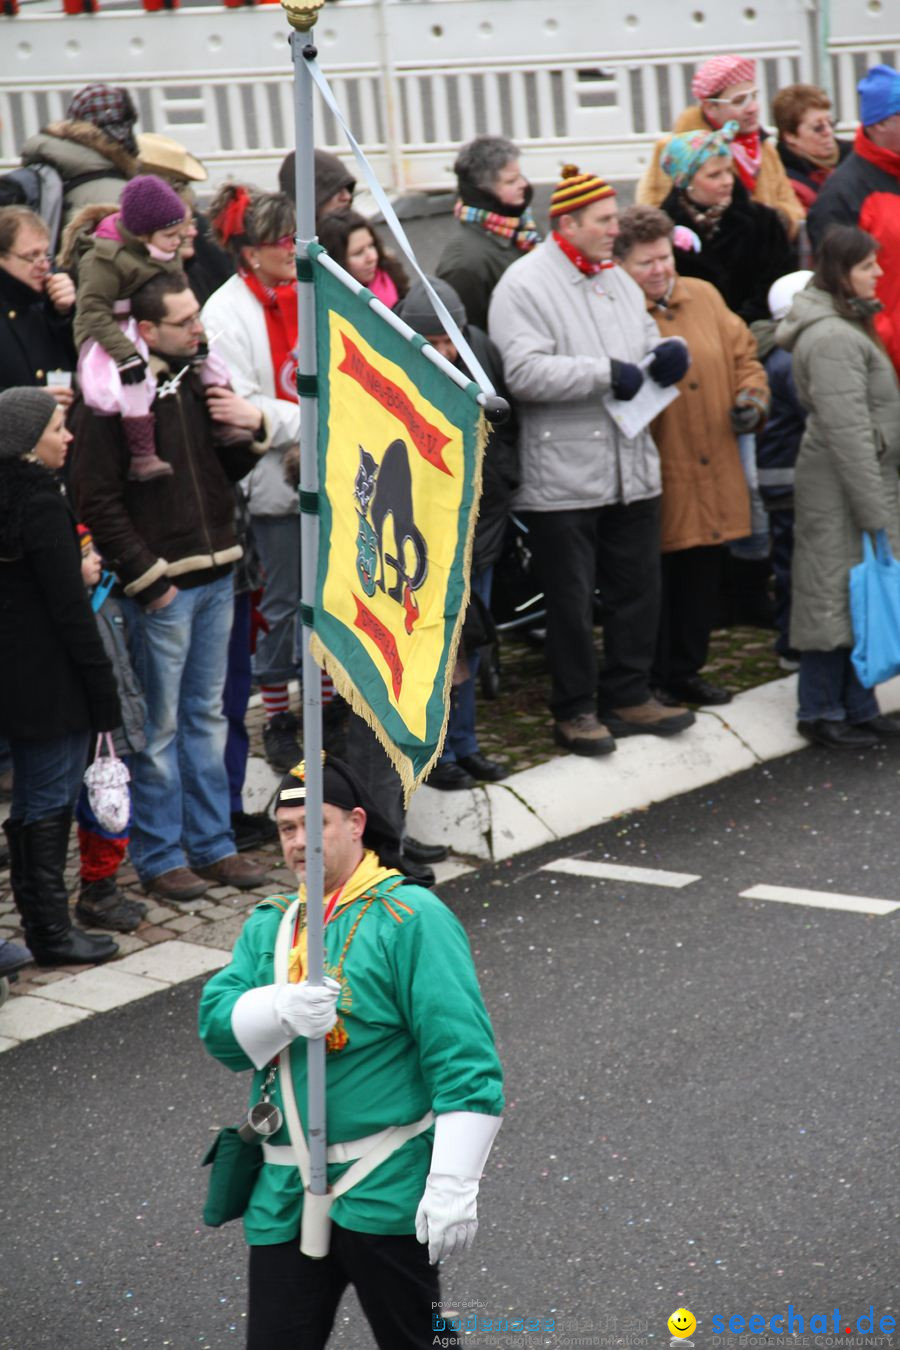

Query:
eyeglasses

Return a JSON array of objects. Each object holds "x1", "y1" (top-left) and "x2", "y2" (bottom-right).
[
  {"x1": 706, "y1": 87, "x2": 759, "y2": 110},
  {"x1": 260, "y1": 234, "x2": 295, "y2": 251},
  {"x1": 806, "y1": 118, "x2": 836, "y2": 134},
  {"x1": 159, "y1": 310, "x2": 203, "y2": 331},
  {"x1": 6, "y1": 248, "x2": 52, "y2": 266}
]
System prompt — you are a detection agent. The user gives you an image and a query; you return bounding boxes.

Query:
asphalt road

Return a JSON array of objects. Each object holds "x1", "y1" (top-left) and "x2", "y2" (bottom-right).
[{"x1": 1, "y1": 742, "x2": 897, "y2": 1350}]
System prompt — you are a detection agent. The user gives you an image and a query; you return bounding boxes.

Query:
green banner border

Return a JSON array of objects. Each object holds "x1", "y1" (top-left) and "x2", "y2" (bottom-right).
[{"x1": 310, "y1": 245, "x2": 483, "y2": 783}]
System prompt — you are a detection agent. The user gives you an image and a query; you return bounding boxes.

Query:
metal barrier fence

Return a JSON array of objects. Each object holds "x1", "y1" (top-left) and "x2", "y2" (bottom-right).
[{"x1": 1, "y1": 0, "x2": 898, "y2": 191}]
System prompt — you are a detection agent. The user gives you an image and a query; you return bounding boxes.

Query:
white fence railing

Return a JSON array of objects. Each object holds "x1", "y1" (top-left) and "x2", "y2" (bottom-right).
[{"x1": 1, "y1": 0, "x2": 898, "y2": 191}]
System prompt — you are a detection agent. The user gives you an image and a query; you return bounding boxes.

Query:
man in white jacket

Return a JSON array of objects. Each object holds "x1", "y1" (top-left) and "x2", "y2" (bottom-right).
[{"x1": 488, "y1": 166, "x2": 695, "y2": 755}]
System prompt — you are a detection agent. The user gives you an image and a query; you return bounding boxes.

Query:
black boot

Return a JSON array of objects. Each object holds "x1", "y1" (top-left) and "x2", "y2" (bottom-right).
[
  {"x1": 75, "y1": 876, "x2": 146, "y2": 934},
  {"x1": 19, "y1": 814, "x2": 118, "y2": 965}
]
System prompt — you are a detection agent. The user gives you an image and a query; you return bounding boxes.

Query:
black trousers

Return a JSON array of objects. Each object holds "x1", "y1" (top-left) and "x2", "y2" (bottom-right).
[
  {"x1": 653, "y1": 544, "x2": 725, "y2": 688},
  {"x1": 246, "y1": 1224, "x2": 443, "y2": 1350},
  {"x1": 522, "y1": 496, "x2": 662, "y2": 719}
]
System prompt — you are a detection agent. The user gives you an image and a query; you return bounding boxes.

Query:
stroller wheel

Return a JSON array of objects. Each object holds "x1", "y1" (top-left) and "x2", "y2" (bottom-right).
[{"x1": 480, "y1": 643, "x2": 501, "y2": 700}]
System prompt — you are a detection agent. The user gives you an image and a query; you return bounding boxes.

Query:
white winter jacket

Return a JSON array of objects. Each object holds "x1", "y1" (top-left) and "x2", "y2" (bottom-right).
[{"x1": 202, "y1": 274, "x2": 300, "y2": 517}]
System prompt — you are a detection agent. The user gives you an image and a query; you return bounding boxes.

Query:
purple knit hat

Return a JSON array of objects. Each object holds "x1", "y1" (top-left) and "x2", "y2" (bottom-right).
[{"x1": 119, "y1": 174, "x2": 185, "y2": 238}]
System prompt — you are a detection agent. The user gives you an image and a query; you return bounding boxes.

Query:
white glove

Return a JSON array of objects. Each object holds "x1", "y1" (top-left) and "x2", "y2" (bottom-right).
[
  {"x1": 416, "y1": 1173, "x2": 479, "y2": 1264},
  {"x1": 415, "y1": 1111, "x2": 502, "y2": 1264},
  {"x1": 275, "y1": 977, "x2": 341, "y2": 1039},
  {"x1": 231, "y1": 978, "x2": 340, "y2": 1069}
]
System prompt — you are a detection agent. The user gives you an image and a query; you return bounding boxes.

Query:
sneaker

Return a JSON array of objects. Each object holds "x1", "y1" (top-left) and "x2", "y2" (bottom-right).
[
  {"x1": 553, "y1": 712, "x2": 616, "y2": 757},
  {"x1": 777, "y1": 654, "x2": 800, "y2": 673},
  {"x1": 263, "y1": 711, "x2": 302, "y2": 772},
  {"x1": 194, "y1": 854, "x2": 268, "y2": 890},
  {"x1": 603, "y1": 698, "x2": 695, "y2": 738}
]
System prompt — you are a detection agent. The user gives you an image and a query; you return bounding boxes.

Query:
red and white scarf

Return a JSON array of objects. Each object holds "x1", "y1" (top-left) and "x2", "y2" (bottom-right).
[{"x1": 239, "y1": 268, "x2": 299, "y2": 404}]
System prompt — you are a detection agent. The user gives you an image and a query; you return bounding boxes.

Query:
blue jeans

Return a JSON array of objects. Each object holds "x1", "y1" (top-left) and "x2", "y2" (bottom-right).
[
  {"x1": 224, "y1": 590, "x2": 252, "y2": 813},
  {"x1": 440, "y1": 567, "x2": 493, "y2": 764},
  {"x1": 9, "y1": 731, "x2": 90, "y2": 825},
  {"x1": 797, "y1": 648, "x2": 879, "y2": 724},
  {"x1": 251, "y1": 514, "x2": 302, "y2": 685},
  {"x1": 123, "y1": 575, "x2": 235, "y2": 882}
]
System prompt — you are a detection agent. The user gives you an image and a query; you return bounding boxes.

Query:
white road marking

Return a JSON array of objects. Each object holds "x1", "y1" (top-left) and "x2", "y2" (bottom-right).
[
  {"x1": 540, "y1": 858, "x2": 700, "y2": 889},
  {"x1": 739, "y1": 884, "x2": 899, "y2": 917}
]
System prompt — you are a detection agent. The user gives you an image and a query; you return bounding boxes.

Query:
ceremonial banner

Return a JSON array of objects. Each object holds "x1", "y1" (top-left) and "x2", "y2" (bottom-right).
[{"x1": 309, "y1": 244, "x2": 486, "y2": 798}]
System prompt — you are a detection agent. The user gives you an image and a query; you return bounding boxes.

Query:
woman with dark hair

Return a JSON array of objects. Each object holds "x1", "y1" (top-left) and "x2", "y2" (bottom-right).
[
  {"x1": 436, "y1": 134, "x2": 541, "y2": 329},
  {"x1": 659, "y1": 121, "x2": 795, "y2": 325},
  {"x1": 776, "y1": 224, "x2": 900, "y2": 747},
  {"x1": 0, "y1": 387, "x2": 120, "y2": 967},
  {"x1": 317, "y1": 209, "x2": 409, "y2": 307},
  {"x1": 201, "y1": 184, "x2": 304, "y2": 772}
]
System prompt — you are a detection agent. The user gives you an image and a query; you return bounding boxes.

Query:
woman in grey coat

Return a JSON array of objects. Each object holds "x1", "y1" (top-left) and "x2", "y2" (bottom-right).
[{"x1": 776, "y1": 225, "x2": 900, "y2": 749}]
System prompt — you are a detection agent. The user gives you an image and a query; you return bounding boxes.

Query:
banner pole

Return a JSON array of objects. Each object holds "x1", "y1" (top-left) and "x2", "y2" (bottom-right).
[{"x1": 283, "y1": 0, "x2": 328, "y2": 1202}]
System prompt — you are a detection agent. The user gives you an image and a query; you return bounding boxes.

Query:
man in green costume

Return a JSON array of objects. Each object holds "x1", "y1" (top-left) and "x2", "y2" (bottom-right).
[{"x1": 199, "y1": 754, "x2": 504, "y2": 1349}]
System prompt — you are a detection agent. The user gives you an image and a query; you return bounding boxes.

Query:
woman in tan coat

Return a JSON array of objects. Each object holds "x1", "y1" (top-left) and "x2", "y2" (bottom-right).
[{"x1": 614, "y1": 205, "x2": 770, "y2": 705}]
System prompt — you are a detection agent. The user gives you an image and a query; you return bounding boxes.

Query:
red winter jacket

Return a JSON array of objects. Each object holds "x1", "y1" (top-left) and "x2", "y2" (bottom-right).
[{"x1": 807, "y1": 127, "x2": 900, "y2": 372}]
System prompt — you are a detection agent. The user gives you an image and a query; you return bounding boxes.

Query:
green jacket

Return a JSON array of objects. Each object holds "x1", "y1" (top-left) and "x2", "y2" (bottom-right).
[
  {"x1": 74, "y1": 224, "x2": 182, "y2": 366},
  {"x1": 198, "y1": 879, "x2": 504, "y2": 1244}
]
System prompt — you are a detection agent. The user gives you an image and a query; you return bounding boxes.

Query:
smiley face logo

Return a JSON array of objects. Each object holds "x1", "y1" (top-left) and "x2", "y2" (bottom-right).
[{"x1": 668, "y1": 1307, "x2": 697, "y2": 1339}]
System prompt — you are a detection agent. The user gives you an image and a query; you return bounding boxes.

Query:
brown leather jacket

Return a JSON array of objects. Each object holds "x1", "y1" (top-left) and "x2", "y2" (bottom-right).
[{"x1": 69, "y1": 353, "x2": 271, "y2": 605}]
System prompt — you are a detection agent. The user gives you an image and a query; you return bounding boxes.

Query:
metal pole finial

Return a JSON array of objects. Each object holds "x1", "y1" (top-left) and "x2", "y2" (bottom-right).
[{"x1": 280, "y1": 0, "x2": 324, "y2": 32}]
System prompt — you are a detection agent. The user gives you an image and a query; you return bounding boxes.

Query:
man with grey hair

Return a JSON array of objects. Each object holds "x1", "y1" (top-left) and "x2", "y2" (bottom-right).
[{"x1": 436, "y1": 134, "x2": 541, "y2": 330}]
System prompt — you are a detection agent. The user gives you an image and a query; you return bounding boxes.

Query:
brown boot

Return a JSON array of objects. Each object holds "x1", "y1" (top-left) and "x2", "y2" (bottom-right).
[
  {"x1": 553, "y1": 712, "x2": 616, "y2": 757},
  {"x1": 603, "y1": 698, "x2": 695, "y2": 738},
  {"x1": 194, "y1": 854, "x2": 269, "y2": 890},
  {"x1": 124, "y1": 414, "x2": 173, "y2": 481}
]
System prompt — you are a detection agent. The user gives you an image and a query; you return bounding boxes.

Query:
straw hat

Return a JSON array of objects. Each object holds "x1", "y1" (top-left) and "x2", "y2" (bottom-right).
[{"x1": 136, "y1": 132, "x2": 207, "y2": 184}]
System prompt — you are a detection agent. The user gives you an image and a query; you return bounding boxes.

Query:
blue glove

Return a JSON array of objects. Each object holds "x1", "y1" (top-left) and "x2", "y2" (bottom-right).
[
  {"x1": 648, "y1": 339, "x2": 689, "y2": 388},
  {"x1": 609, "y1": 359, "x2": 644, "y2": 402}
]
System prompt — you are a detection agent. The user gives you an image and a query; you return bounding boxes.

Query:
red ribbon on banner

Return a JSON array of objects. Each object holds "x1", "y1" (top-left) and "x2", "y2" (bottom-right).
[{"x1": 338, "y1": 333, "x2": 452, "y2": 476}]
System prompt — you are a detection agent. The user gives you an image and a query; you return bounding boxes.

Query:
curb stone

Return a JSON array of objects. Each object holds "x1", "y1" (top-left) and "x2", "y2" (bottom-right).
[{"x1": 3, "y1": 672, "x2": 898, "y2": 1050}]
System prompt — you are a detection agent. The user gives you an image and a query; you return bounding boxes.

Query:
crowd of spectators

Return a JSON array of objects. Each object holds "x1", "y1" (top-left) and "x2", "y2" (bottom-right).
[{"x1": 1, "y1": 54, "x2": 899, "y2": 974}]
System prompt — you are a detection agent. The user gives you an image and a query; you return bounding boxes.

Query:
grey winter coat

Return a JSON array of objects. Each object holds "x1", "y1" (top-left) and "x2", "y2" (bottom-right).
[
  {"x1": 487, "y1": 239, "x2": 664, "y2": 512},
  {"x1": 21, "y1": 121, "x2": 138, "y2": 230},
  {"x1": 775, "y1": 286, "x2": 900, "y2": 650},
  {"x1": 95, "y1": 593, "x2": 147, "y2": 756}
]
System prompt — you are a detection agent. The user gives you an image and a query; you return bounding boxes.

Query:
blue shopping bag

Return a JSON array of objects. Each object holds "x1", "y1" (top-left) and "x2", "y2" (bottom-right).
[{"x1": 849, "y1": 529, "x2": 900, "y2": 687}]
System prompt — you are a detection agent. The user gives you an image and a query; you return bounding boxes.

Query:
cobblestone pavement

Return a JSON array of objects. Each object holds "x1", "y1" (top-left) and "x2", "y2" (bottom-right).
[{"x1": 0, "y1": 622, "x2": 780, "y2": 1040}]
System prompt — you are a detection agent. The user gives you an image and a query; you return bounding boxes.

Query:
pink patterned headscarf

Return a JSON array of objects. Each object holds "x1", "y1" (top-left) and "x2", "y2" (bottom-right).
[{"x1": 691, "y1": 55, "x2": 756, "y2": 102}]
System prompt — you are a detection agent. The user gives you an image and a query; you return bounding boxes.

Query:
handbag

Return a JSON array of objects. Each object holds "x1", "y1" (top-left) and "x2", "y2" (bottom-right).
[
  {"x1": 201, "y1": 1128, "x2": 264, "y2": 1227},
  {"x1": 202, "y1": 1063, "x2": 279, "y2": 1227},
  {"x1": 83, "y1": 733, "x2": 131, "y2": 834},
  {"x1": 849, "y1": 529, "x2": 900, "y2": 688}
]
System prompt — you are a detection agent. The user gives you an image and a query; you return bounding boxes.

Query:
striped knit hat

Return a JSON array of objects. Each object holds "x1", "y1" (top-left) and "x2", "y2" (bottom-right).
[{"x1": 548, "y1": 165, "x2": 616, "y2": 219}]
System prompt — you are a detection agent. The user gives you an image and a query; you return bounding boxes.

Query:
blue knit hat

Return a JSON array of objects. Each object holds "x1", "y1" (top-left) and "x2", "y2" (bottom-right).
[{"x1": 858, "y1": 65, "x2": 900, "y2": 127}]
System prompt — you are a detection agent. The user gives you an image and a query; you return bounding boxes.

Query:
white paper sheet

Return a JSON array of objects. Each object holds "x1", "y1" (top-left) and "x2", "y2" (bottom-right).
[{"x1": 603, "y1": 352, "x2": 681, "y2": 439}]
